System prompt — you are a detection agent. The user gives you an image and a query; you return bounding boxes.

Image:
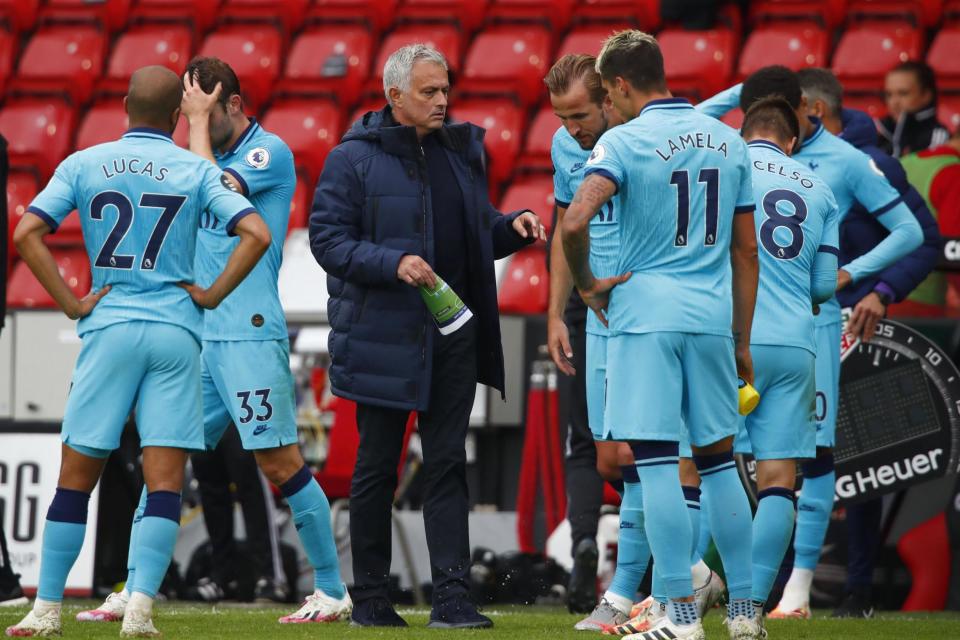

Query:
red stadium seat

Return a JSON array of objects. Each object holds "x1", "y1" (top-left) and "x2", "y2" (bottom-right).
[
  {"x1": 928, "y1": 27, "x2": 960, "y2": 91},
  {"x1": 99, "y1": 26, "x2": 193, "y2": 95},
  {"x1": 499, "y1": 175, "x2": 555, "y2": 235},
  {"x1": 0, "y1": 99, "x2": 76, "y2": 181},
  {"x1": 487, "y1": 0, "x2": 574, "y2": 32},
  {"x1": 219, "y1": 0, "x2": 309, "y2": 33},
  {"x1": 6, "y1": 172, "x2": 38, "y2": 253},
  {"x1": 47, "y1": 209, "x2": 84, "y2": 247},
  {"x1": 7, "y1": 248, "x2": 90, "y2": 309},
  {"x1": 832, "y1": 22, "x2": 924, "y2": 92},
  {"x1": 519, "y1": 107, "x2": 558, "y2": 171},
  {"x1": 288, "y1": 173, "x2": 313, "y2": 232},
  {"x1": 12, "y1": 27, "x2": 107, "y2": 105},
  {"x1": 40, "y1": 0, "x2": 130, "y2": 33},
  {"x1": 844, "y1": 93, "x2": 887, "y2": 121},
  {"x1": 575, "y1": 0, "x2": 661, "y2": 29},
  {"x1": 720, "y1": 108, "x2": 744, "y2": 130},
  {"x1": 0, "y1": 0, "x2": 40, "y2": 34},
  {"x1": 396, "y1": 0, "x2": 489, "y2": 34},
  {"x1": 460, "y1": 26, "x2": 552, "y2": 107},
  {"x1": 738, "y1": 23, "x2": 829, "y2": 79},
  {"x1": 198, "y1": 26, "x2": 283, "y2": 113},
  {"x1": 307, "y1": 0, "x2": 399, "y2": 36},
  {"x1": 0, "y1": 31, "x2": 16, "y2": 97},
  {"x1": 938, "y1": 95, "x2": 960, "y2": 133},
  {"x1": 498, "y1": 245, "x2": 548, "y2": 314},
  {"x1": 366, "y1": 24, "x2": 465, "y2": 99},
  {"x1": 277, "y1": 27, "x2": 373, "y2": 107},
  {"x1": 658, "y1": 28, "x2": 737, "y2": 102},
  {"x1": 847, "y1": 0, "x2": 943, "y2": 27},
  {"x1": 450, "y1": 99, "x2": 526, "y2": 189},
  {"x1": 349, "y1": 98, "x2": 385, "y2": 128},
  {"x1": 260, "y1": 99, "x2": 343, "y2": 181},
  {"x1": 76, "y1": 102, "x2": 128, "y2": 151},
  {"x1": 130, "y1": 0, "x2": 221, "y2": 35},
  {"x1": 557, "y1": 24, "x2": 631, "y2": 58},
  {"x1": 750, "y1": 0, "x2": 847, "y2": 30}
]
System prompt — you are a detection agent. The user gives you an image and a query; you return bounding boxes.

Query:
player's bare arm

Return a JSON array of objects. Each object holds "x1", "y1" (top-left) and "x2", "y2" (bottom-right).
[
  {"x1": 180, "y1": 212, "x2": 271, "y2": 309},
  {"x1": 548, "y1": 205, "x2": 576, "y2": 375},
  {"x1": 562, "y1": 174, "x2": 631, "y2": 326},
  {"x1": 13, "y1": 213, "x2": 110, "y2": 319},
  {"x1": 730, "y1": 210, "x2": 759, "y2": 383}
]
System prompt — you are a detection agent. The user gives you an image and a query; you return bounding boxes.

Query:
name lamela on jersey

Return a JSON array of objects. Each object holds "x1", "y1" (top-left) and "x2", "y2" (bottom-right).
[
  {"x1": 655, "y1": 132, "x2": 729, "y2": 162},
  {"x1": 101, "y1": 157, "x2": 170, "y2": 182}
]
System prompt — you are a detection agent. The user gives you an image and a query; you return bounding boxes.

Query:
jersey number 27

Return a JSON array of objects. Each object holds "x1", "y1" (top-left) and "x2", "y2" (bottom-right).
[{"x1": 90, "y1": 191, "x2": 186, "y2": 270}]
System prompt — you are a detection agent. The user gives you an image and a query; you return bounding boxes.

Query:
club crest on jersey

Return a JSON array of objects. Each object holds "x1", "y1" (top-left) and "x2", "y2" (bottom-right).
[
  {"x1": 245, "y1": 147, "x2": 270, "y2": 169},
  {"x1": 587, "y1": 144, "x2": 606, "y2": 165}
]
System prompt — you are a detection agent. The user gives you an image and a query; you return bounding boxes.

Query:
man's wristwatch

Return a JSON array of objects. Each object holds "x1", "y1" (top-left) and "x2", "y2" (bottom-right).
[{"x1": 874, "y1": 289, "x2": 894, "y2": 306}]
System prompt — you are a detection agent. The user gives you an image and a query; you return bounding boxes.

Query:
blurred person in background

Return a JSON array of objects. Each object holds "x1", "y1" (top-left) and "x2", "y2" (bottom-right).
[{"x1": 880, "y1": 61, "x2": 950, "y2": 157}]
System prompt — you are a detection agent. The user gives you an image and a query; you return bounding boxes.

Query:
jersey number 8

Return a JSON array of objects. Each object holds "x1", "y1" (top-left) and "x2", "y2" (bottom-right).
[{"x1": 759, "y1": 189, "x2": 807, "y2": 261}]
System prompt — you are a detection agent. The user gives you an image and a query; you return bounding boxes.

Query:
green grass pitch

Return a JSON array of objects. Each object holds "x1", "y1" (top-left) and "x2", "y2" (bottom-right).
[{"x1": 2, "y1": 603, "x2": 960, "y2": 639}]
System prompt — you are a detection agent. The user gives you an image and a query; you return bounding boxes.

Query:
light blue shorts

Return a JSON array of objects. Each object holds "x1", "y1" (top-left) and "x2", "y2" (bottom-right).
[
  {"x1": 201, "y1": 339, "x2": 299, "y2": 451},
  {"x1": 734, "y1": 345, "x2": 817, "y2": 460},
  {"x1": 62, "y1": 321, "x2": 203, "y2": 452},
  {"x1": 586, "y1": 331, "x2": 609, "y2": 441},
  {"x1": 604, "y1": 332, "x2": 738, "y2": 448},
  {"x1": 814, "y1": 322, "x2": 841, "y2": 448}
]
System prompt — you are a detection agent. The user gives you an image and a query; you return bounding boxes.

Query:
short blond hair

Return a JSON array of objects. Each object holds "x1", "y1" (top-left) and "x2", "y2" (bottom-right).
[
  {"x1": 544, "y1": 54, "x2": 606, "y2": 105},
  {"x1": 595, "y1": 30, "x2": 666, "y2": 93}
]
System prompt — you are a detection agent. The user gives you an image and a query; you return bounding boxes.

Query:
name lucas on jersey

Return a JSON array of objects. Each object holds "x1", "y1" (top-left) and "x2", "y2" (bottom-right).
[
  {"x1": 753, "y1": 160, "x2": 815, "y2": 189},
  {"x1": 101, "y1": 157, "x2": 169, "y2": 182},
  {"x1": 655, "y1": 132, "x2": 729, "y2": 162}
]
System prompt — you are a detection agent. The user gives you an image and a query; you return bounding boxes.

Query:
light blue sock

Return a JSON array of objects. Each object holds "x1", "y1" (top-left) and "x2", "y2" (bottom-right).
[
  {"x1": 752, "y1": 488, "x2": 796, "y2": 605},
  {"x1": 281, "y1": 466, "x2": 344, "y2": 599},
  {"x1": 795, "y1": 455, "x2": 836, "y2": 570},
  {"x1": 683, "y1": 486, "x2": 701, "y2": 563},
  {"x1": 38, "y1": 488, "x2": 90, "y2": 602},
  {"x1": 126, "y1": 486, "x2": 147, "y2": 591},
  {"x1": 631, "y1": 442, "x2": 693, "y2": 600},
  {"x1": 695, "y1": 451, "x2": 753, "y2": 601},
  {"x1": 695, "y1": 494, "x2": 712, "y2": 562},
  {"x1": 131, "y1": 491, "x2": 181, "y2": 598},
  {"x1": 652, "y1": 566, "x2": 666, "y2": 604},
  {"x1": 608, "y1": 466, "x2": 651, "y2": 602}
]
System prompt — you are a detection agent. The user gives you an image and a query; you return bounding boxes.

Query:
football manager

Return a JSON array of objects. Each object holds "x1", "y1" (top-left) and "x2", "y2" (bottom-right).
[{"x1": 309, "y1": 44, "x2": 544, "y2": 629}]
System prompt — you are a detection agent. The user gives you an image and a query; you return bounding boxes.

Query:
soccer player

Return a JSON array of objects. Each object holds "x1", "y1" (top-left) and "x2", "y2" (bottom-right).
[
  {"x1": 544, "y1": 53, "x2": 645, "y2": 630},
  {"x1": 699, "y1": 66, "x2": 924, "y2": 618},
  {"x1": 563, "y1": 31, "x2": 760, "y2": 640},
  {"x1": 77, "y1": 57, "x2": 353, "y2": 625},
  {"x1": 735, "y1": 97, "x2": 839, "y2": 627},
  {"x1": 5, "y1": 65, "x2": 270, "y2": 637}
]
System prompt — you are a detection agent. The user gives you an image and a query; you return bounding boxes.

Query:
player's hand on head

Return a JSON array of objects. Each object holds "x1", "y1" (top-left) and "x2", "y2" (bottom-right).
[
  {"x1": 512, "y1": 210, "x2": 546, "y2": 242},
  {"x1": 396, "y1": 255, "x2": 437, "y2": 288},
  {"x1": 848, "y1": 292, "x2": 886, "y2": 342},
  {"x1": 178, "y1": 282, "x2": 219, "y2": 309},
  {"x1": 181, "y1": 71, "x2": 222, "y2": 121},
  {"x1": 547, "y1": 316, "x2": 575, "y2": 376},
  {"x1": 578, "y1": 272, "x2": 631, "y2": 328},
  {"x1": 69, "y1": 285, "x2": 111, "y2": 320}
]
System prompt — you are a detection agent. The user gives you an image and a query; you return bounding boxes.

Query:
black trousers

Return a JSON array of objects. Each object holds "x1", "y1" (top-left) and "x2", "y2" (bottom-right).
[
  {"x1": 191, "y1": 424, "x2": 277, "y2": 585},
  {"x1": 350, "y1": 319, "x2": 477, "y2": 606},
  {"x1": 846, "y1": 497, "x2": 883, "y2": 590},
  {"x1": 561, "y1": 318, "x2": 605, "y2": 554}
]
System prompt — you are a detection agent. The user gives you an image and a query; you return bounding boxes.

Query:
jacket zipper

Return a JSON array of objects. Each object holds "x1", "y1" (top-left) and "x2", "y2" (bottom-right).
[{"x1": 418, "y1": 144, "x2": 428, "y2": 365}]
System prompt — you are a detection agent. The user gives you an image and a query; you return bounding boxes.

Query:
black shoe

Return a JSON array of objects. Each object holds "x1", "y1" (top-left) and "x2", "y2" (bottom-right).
[
  {"x1": 567, "y1": 538, "x2": 599, "y2": 614},
  {"x1": 428, "y1": 596, "x2": 493, "y2": 629},
  {"x1": 254, "y1": 577, "x2": 287, "y2": 603},
  {"x1": 832, "y1": 588, "x2": 875, "y2": 618},
  {"x1": 350, "y1": 598, "x2": 408, "y2": 627},
  {"x1": 0, "y1": 572, "x2": 27, "y2": 607}
]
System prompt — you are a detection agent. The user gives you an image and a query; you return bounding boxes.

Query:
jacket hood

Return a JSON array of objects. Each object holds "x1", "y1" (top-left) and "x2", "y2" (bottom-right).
[
  {"x1": 840, "y1": 108, "x2": 878, "y2": 149},
  {"x1": 342, "y1": 104, "x2": 483, "y2": 160}
]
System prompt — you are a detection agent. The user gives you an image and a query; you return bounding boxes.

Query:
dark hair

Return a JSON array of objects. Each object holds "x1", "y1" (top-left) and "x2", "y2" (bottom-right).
[
  {"x1": 185, "y1": 56, "x2": 242, "y2": 108},
  {"x1": 889, "y1": 60, "x2": 939, "y2": 104},
  {"x1": 797, "y1": 67, "x2": 843, "y2": 118},
  {"x1": 741, "y1": 65, "x2": 802, "y2": 112},
  {"x1": 544, "y1": 54, "x2": 607, "y2": 106},
  {"x1": 596, "y1": 30, "x2": 667, "y2": 94},
  {"x1": 742, "y1": 96, "x2": 801, "y2": 146}
]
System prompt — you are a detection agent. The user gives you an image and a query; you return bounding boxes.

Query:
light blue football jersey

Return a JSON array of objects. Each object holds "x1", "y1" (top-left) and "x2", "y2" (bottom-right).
[
  {"x1": 551, "y1": 126, "x2": 620, "y2": 336},
  {"x1": 195, "y1": 119, "x2": 295, "y2": 341},
  {"x1": 794, "y1": 120, "x2": 913, "y2": 326},
  {"x1": 748, "y1": 140, "x2": 839, "y2": 354},
  {"x1": 584, "y1": 98, "x2": 754, "y2": 336},
  {"x1": 27, "y1": 127, "x2": 255, "y2": 340}
]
